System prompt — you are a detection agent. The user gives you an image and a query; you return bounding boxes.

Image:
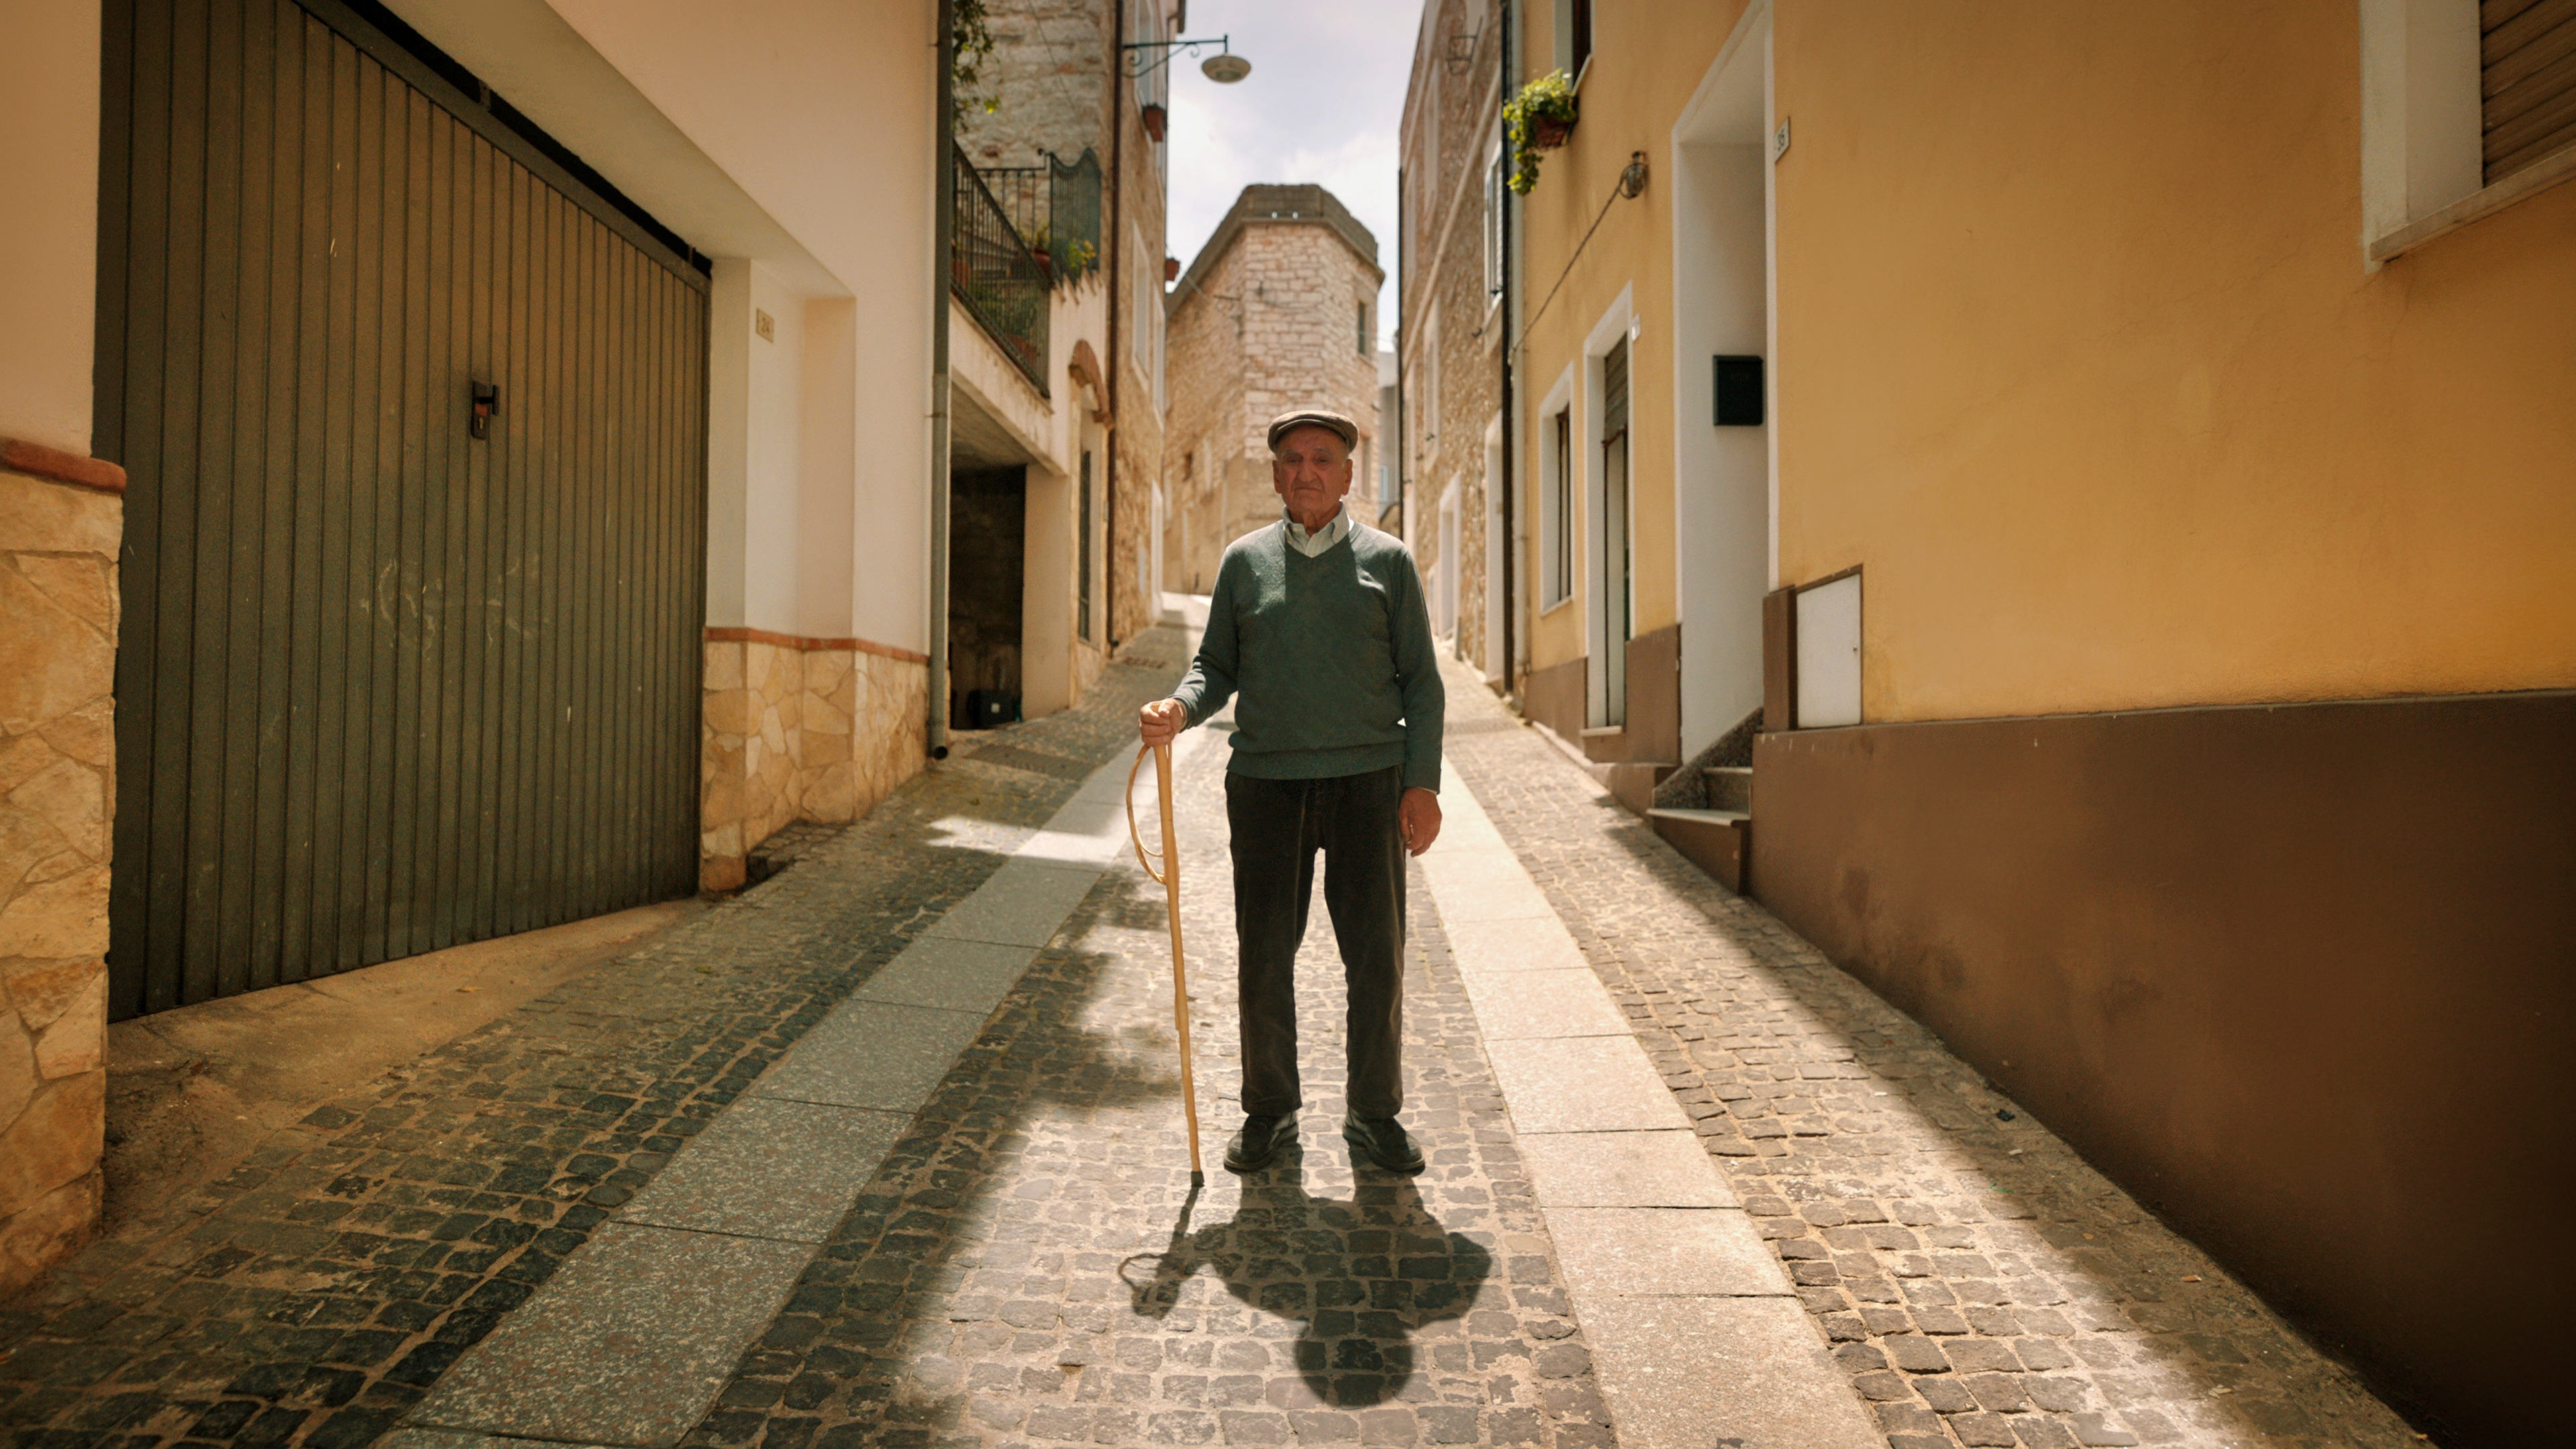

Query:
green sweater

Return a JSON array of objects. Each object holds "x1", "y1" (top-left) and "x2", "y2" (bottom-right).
[{"x1": 1173, "y1": 517, "x2": 1446, "y2": 791}]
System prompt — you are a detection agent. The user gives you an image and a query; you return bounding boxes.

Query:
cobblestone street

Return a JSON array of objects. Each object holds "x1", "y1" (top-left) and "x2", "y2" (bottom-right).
[
  {"x1": 1, "y1": 622, "x2": 2426, "y2": 1449},
  {"x1": 661, "y1": 700, "x2": 1613, "y2": 1449},
  {"x1": 1433, "y1": 665, "x2": 2424, "y2": 1449}
]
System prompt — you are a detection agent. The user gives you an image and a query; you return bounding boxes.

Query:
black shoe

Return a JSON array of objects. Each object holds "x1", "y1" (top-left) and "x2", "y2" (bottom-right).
[
  {"x1": 1342, "y1": 1114, "x2": 1426, "y2": 1175},
  {"x1": 1225, "y1": 1114, "x2": 1297, "y2": 1173}
]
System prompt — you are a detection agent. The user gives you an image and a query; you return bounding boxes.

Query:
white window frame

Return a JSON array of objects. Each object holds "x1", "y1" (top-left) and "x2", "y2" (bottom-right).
[
  {"x1": 2361, "y1": 0, "x2": 2576, "y2": 265},
  {"x1": 1417, "y1": 307, "x2": 1442, "y2": 465},
  {"x1": 1483, "y1": 413, "x2": 1505, "y2": 680},
  {"x1": 1535, "y1": 364, "x2": 1577, "y2": 610},
  {"x1": 1580, "y1": 288, "x2": 1636, "y2": 730},
  {"x1": 1436, "y1": 482, "x2": 1462, "y2": 641}
]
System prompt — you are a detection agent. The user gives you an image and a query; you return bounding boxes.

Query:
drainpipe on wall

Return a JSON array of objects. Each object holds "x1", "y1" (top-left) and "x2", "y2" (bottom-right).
[
  {"x1": 1497, "y1": 0, "x2": 1517, "y2": 697},
  {"x1": 1106, "y1": 0, "x2": 1125, "y2": 647},
  {"x1": 927, "y1": 0, "x2": 955, "y2": 759},
  {"x1": 1393, "y1": 164, "x2": 1405, "y2": 539}
]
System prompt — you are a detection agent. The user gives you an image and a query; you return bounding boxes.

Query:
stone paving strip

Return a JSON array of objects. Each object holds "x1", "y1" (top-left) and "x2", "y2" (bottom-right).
[
  {"x1": 1420, "y1": 764, "x2": 1882, "y2": 1449},
  {"x1": 1433, "y1": 655, "x2": 2424, "y2": 1449},
  {"x1": 0, "y1": 632, "x2": 1193, "y2": 1448},
  {"x1": 659, "y1": 704, "x2": 1621, "y2": 1449},
  {"x1": 380, "y1": 726, "x2": 1225, "y2": 1448}
]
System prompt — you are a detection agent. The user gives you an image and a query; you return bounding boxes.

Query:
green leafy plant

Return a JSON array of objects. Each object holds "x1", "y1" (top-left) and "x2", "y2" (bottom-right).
[
  {"x1": 953, "y1": 0, "x2": 998, "y2": 125},
  {"x1": 1018, "y1": 220, "x2": 1099, "y2": 288},
  {"x1": 1503, "y1": 70, "x2": 1580, "y2": 195}
]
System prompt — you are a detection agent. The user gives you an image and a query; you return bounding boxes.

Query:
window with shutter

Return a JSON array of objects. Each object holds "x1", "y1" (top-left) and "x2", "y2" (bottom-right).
[
  {"x1": 2482, "y1": 0, "x2": 2576, "y2": 182},
  {"x1": 1550, "y1": 409, "x2": 1573, "y2": 605},
  {"x1": 2361, "y1": 0, "x2": 2576, "y2": 262},
  {"x1": 1557, "y1": 0, "x2": 1594, "y2": 77}
]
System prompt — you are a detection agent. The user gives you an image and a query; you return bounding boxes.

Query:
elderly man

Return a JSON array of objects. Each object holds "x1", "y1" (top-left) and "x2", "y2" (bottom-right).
[{"x1": 1138, "y1": 407, "x2": 1444, "y2": 1176}]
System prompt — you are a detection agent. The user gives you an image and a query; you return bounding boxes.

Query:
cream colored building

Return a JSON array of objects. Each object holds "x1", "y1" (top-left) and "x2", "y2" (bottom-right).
[
  {"x1": 0, "y1": 0, "x2": 946, "y2": 1292},
  {"x1": 1162, "y1": 184, "x2": 1384, "y2": 591}
]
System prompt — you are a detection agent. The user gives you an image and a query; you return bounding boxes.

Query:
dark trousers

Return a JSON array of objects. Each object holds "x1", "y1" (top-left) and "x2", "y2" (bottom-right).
[{"x1": 1225, "y1": 765, "x2": 1408, "y2": 1120}]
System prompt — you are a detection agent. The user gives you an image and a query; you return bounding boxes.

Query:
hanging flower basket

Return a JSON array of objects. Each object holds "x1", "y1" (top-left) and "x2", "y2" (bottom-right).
[{"x1": 1504, "y1": 71, "x2": 1580, "y2": 193}]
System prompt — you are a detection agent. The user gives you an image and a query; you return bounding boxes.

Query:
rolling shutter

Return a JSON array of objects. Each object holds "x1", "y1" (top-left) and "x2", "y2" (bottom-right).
[
  {"x1": 97, "y1": 0, "x2": 710, "y2": 1016},
  {"x1": 2482, "y1": 0, "x2": 2576, "y2": 182}
]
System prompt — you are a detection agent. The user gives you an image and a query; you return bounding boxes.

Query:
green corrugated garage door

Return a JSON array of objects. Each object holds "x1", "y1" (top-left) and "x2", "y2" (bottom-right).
[{"x1": 95, "y1": 0, "x2": 708, "y2": 1016}]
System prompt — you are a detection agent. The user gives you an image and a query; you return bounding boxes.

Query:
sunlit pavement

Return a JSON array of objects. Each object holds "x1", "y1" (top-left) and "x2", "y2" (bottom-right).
[{"x1": 1, "y1": 607, "x2": 2419, "y2": 1449}]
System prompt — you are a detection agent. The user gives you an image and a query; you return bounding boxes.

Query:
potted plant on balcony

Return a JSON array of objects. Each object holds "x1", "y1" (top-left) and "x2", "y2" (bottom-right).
[{"x1": 1503, "y1": 69, "x2": 1579, "y2": 195}]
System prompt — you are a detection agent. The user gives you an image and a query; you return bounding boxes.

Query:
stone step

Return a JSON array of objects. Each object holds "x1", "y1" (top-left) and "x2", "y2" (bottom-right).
[
  {"x1": 1648, "y1": 807, "x2": 1750, "y2": 894},
  {"x1": 1599, "y1": 761, "x2": 1678, "y2": 817},
  {"x1": 1704, "y1": 765, "x2": 1752, "y2": 812}
]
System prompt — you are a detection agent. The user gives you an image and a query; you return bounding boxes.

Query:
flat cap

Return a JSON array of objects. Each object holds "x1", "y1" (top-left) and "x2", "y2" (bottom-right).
[{"x1": 1266, "y1": 407, "x2": 1358, "y2": 453}]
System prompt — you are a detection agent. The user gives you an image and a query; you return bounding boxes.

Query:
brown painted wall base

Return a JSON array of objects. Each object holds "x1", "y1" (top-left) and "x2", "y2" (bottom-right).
[
  {"x1": 1619, "y1": 625, "x2": 1681, "y2": 763},
  {"x1": 1523, "y1": 654, "x2": 1587, "y2": 747},
  {"x1": 1650, "y1": 810, "x2": 1747, "y2": 892},
  {"x1": 1525, "y1": 625, "x2": 1684, "y2": 767},
  {"x1": 1749, "y1": 690, "x2": 2576, "y2": 1446}
]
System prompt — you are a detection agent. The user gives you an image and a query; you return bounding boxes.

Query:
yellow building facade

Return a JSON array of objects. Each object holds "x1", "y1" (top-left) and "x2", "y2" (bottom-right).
[{"x1": 1503, "y1": 3, "x2": 2575, "y2": 1442}]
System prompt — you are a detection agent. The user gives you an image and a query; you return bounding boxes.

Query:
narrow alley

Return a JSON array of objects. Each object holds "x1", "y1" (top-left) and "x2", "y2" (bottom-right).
[
  {"x1": 3, "y1": 3, "x2": 2567, "y2": 1446},
  {"x1": 1, "y1": 612, "x2": 2420, "y2": 1448}
]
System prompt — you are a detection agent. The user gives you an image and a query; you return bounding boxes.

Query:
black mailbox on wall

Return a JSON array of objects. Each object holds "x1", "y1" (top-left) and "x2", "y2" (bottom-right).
[{"x1": 1714, "y1": 355, "x2": 1764, "y2": 427}]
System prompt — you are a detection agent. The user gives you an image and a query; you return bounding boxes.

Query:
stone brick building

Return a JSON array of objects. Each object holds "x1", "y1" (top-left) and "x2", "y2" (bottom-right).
[
  {"x1": 1163, "y1": 185, "x2": 1384, "y2": 590},
  {"x1": 1399, "y1": 0, "x2": 1507, "y2": 679},
  {"x1": 947, "y1": 0, "x2": 1175, "y2": 721}
]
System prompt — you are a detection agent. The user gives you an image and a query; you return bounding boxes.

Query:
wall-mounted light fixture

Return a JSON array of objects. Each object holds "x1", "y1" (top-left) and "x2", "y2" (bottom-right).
[{"x1": 1124, "y1": 34, "x2": 1250, "y2": 84}]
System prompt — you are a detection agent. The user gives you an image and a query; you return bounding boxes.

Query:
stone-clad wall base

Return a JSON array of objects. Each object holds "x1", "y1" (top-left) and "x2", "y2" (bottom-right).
[
  {"x1": 843, "y1": 651, "x2": 928, "y2": 828},
  {"x1": 0, "y1": 465, "x2": 119, "y2": 1294},
  {"x1": 700, "y1": 640, "x2": 798, "y2": 889},
  {"x1": 701, "y1": 637, "x2": 926, "y2": 892}
]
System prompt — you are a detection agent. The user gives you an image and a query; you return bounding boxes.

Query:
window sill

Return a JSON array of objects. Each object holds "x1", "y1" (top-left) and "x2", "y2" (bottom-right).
[
  {"x1": 1538, "y1": 594, "x2": 1578, "y2": 619},
  {"x1": 2367, "y1": 144, "x2": 2576, "y2": 267}
]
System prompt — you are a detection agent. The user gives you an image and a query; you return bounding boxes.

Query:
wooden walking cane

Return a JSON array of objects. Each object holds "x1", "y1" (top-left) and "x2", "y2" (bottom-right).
[{"x1": 1128, "y1": 742, "x2": 1204, "y2": 1185}]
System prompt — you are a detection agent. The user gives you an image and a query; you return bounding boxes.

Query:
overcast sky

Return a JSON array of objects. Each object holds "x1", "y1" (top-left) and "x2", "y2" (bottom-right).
[{"x1": 1164, "y1": 0, "x2": 1419, "y2": 351}]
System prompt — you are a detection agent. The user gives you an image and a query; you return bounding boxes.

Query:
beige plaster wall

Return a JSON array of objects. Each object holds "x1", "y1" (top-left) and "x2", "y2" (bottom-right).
[
  {"x1": 0, "y1": 466, "x2": 119, "y2": 1293},
  {"x1": 0, "y1": 1, "x2": 102, "y2": 456},
  {"x1": 1773, "y1": 0, "x2": 2576, "y2": 720}
]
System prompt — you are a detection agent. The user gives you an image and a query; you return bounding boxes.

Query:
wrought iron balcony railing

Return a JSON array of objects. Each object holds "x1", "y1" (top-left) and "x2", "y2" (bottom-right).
[
  {"x1": 976, "y1": 150, "x2": 1104, "y2": 285},
  {"x1": 952, "y1": 143, "x2": 1051, "y2": 394}
]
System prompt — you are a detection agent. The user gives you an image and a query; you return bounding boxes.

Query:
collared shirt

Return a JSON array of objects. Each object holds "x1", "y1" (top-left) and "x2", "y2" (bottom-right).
[{"x1": 1282, "y1": 501, "x2": 1352, "y2": 558}]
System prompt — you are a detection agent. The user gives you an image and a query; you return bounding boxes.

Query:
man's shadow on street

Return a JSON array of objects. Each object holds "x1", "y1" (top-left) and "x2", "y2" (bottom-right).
[{"x1": 1120, "y1": 1142, "x2": 1493, "y2": 1407}]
